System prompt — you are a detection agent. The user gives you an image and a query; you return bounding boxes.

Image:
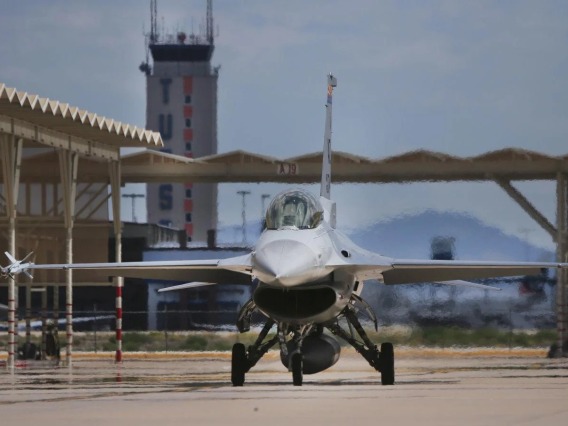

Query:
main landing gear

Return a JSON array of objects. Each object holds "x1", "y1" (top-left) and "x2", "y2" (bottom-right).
[
  {"x1": 230, "y1": 320, "x2": 312, "y2": 387},
  {"x1": 231, "y1": 343, "x2": 247, "y2": 387},
  {"x1": 231, "y1": 319, "x2": 278, "y2": 387},
  {"x1": 231, "y1": 298, "x2": 394, "y2": 386},
  {"x1": 327, "y1": 304, "x2": 395, "y2": 385}
]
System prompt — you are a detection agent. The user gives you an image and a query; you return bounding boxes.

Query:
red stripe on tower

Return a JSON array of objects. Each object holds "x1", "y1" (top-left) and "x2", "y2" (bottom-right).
[
  {"x1": 183, "y1": 77, "x2": 193, "y2": 94},
  {"x1": 183, "y1": 76, "x2": 194, "y2": 240}
]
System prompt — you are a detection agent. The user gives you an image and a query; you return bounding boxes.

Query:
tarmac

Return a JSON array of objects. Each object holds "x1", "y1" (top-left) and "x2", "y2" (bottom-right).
[{"x1": 0, "y1": 348, "x2": 567, "y2": 426}]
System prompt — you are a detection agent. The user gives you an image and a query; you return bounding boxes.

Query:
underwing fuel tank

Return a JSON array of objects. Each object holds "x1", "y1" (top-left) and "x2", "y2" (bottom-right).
[{"x1": 280, "y1": 334, "x2": 341, "y2": 374}]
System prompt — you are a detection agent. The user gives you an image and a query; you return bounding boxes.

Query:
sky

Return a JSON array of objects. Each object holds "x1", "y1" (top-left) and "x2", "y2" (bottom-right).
[{"x1": 1, "y1": 0, "x2": 567, "y2": 252}]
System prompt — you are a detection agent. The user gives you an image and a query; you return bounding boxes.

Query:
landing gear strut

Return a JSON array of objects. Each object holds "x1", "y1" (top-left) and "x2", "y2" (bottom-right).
[
  {"x1": 327, "y1": 305, "x2": 395, "y2": 385},
  {"x1": 231, "y1": 319, "x2": 278, "y2": 386},
  {"x1": 282, "y1": 325, "x2": 317, "y2": 386}
]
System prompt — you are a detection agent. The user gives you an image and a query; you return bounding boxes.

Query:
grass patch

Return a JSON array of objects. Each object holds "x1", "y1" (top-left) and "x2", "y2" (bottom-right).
[
  {"x1": 366, "y1": 326, "x2": 557, "y2": 348},
  {"x1": 0, "y1": 327, "x2": 557, "y2": 353}
]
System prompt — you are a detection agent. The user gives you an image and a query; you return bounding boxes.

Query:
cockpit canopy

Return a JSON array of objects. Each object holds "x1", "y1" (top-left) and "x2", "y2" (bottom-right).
[{"x1": 265, "y1": 189, "x2": 324, "y2": 230}]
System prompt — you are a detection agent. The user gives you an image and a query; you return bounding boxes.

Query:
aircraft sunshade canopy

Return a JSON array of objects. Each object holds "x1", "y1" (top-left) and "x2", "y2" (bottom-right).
[{"x1": 266, "y1": 189, "x2": 324, "y2": 230}]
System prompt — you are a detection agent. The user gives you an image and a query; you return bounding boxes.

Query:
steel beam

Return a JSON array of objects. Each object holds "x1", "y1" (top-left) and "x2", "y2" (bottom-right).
[
  {"x1": 109, "y1": 160, "x2": 123, "y2": 363},
  {"x1": 58, "y1": 150, "x2": 78, "y2": 366},
  {"x1": 41, "y1": 287, "x2": 47, "y2": 359},
  {"x1": 1, "y1": 134, "x2": 22, "y2": 370},
  {"x1": 495, "y1": 179, "x2": 556, "y2": 239},
  {"x1": 11, "y1": 154, "x2": 568, "y2": 184},
  {"x1": 0, "y1": 282, "x2": 115, "y2": 287},
  {"x1": 75, "y1": 183, "x2": 110, "y2": 219},
  {"x1": 555, "y1": 173, "x2": 568, "y2": 357},
  {"x1": 0, "y1": 115, "x2": 119, "y2": 161},
  {"x1": 25, "y1": 285, "x2": 31, "y2": 345},
  {"x1": 115, "y1": 159, "x2": 568, "y2": 184}
]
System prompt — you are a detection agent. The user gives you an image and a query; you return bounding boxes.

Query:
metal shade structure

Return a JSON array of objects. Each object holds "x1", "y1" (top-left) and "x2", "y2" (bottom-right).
[
  {"x1": 1, "y1": 80, "x2": 566, "y2": 363},
  {"x1": 0, "y1": 82, "x2": 163, "y2": 368}
]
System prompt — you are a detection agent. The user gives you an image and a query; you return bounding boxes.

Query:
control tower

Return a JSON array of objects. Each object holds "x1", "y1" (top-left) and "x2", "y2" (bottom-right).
[{"x1": 141, "y1": 0, "x2": 218, "y2": 243}]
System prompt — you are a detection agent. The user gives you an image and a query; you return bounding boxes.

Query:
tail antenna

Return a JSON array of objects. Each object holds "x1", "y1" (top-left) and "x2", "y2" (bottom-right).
[{"x1": 320, "y1": 73, "x2": 337, "y2": 200}]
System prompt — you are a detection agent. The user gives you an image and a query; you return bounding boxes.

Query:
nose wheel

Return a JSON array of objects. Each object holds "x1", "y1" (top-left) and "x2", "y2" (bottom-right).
[{"x1": 291, "y1": 352, "x2": 303, "y2": 386}]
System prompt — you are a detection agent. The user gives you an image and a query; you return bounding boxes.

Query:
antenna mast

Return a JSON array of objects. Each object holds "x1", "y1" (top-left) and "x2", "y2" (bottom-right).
[
  {"x1": 150, "y1": 0, "x2": 158, "y2": 44},
  {"x1": 206, "y1": 0, "x2": 214, "y2": 45}
]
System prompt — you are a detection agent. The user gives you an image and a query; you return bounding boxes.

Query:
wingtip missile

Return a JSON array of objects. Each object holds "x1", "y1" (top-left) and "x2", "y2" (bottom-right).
[
  {"x1": 4, "y1": 251, "x2": 17, "y2": 264},
  {"x1": 1, "y1": 251, "x2": 35, "y2": 279}
]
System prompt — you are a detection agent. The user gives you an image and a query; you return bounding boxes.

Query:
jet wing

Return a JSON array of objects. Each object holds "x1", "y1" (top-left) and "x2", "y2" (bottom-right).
[
  {"x1": 8, "y1": 254, "x2": 253, "y2": 285},
  {"x1": 328, "y1": 255, "x2": 560, "y2": 285},
  {"x1": 382, "y1": 259, "x2": 555, "y2": 285}
]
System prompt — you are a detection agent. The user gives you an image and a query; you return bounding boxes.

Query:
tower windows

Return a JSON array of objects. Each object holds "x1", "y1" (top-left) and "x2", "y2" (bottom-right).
[
  {"x1": 160, "y1": 78, "x2": 172, "y2": 104},
  {"x1": 158, "y1": 114, "x2": 173, "y2": 140},
  {"x1": 185, "y1": 95, "x2": 192, "y2": 104},
  {"x1": 185, "y1": 118, "x2": 192, "y2": 128},
  {"x1": 185, "y1": 188, "x2": 192, "y2": 198},
  {"x1": 185, "y1": 213, "x2": 192, "y2": 223},
  {"x1": 159, "y1": 184, "x2": 173, "y2": 210}
]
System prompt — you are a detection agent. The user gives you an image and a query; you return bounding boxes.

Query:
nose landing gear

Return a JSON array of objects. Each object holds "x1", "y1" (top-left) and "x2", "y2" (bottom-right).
[{"x1": 291, "y1": 352, "x2": 303, "y2": 386}]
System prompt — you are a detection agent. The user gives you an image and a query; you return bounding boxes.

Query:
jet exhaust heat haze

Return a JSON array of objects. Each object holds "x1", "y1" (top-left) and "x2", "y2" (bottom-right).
[{"x1": 3, "y1": 74, "x2": 567, "y2": 386}]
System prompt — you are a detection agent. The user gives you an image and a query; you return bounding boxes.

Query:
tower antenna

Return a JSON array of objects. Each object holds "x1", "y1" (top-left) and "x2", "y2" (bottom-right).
[
  {"x1": 150, "y1": 0, "x2": 158, "y2": 44},
  {"x1": 206, "y1": 0, "x2": 214, "y2": 45}
]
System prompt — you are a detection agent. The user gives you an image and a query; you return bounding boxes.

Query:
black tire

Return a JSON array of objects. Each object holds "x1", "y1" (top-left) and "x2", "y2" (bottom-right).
[
  {"x1": 291, "y1": 352, "x2": 303, "y2": 386},
  {"x1": 231, "y1": 343, "x2": 247, "y2": 387},
  {"x1": 380, "y1": 342, "x2": 395, "y2": 385}
]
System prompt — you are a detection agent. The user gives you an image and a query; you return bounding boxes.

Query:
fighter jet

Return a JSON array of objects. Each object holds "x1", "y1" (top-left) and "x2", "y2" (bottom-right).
[{"x1": 3, "y1": 74, "x2": 566, "y2": 386}]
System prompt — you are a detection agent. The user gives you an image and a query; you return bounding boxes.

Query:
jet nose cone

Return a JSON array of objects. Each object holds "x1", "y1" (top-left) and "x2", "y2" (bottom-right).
[{"x1": 253, "y1": 239, "x2": 321, "y2": 287}]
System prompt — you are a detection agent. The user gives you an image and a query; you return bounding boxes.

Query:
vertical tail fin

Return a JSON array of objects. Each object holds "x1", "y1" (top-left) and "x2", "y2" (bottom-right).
[{"x1": 320, "y1": 73, "x2": 337, "y2": 200}]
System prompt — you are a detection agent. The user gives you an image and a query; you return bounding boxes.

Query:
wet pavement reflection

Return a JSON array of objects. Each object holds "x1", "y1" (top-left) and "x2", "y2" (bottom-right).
[{"x1": 1, "y1": 349, "x2": 567, "y2": 405}]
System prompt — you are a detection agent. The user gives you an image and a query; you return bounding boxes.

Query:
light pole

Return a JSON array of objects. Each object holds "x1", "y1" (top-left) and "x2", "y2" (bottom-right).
[{"x1": 237, "y1": 190, "x2": 251, "y2": 245}]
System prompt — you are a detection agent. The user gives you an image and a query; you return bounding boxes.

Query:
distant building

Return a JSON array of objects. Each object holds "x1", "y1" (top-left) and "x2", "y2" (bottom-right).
[
  {"x1": 142, "y1": 1, "x2": 219, "y2": 243},
  {"x1": 431, "y1": 236, "x2": 456, "y2": 260}
]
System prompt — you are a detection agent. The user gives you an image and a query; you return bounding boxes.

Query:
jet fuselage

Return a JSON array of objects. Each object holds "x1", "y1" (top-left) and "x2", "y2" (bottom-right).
[{"x1": 251, "y1": 224, "x2": 359, "y2": 324}]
